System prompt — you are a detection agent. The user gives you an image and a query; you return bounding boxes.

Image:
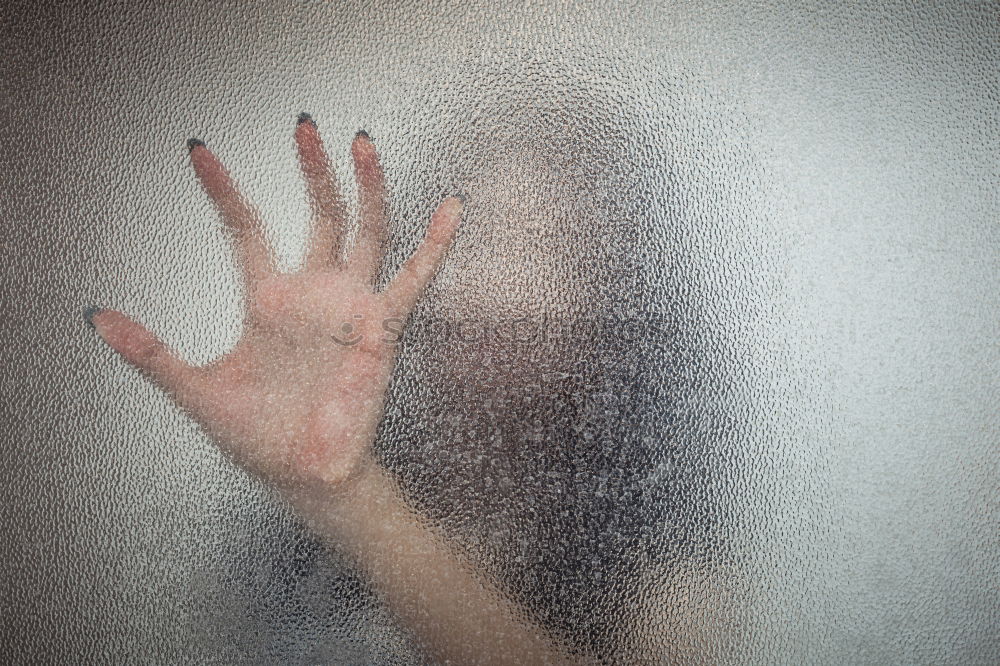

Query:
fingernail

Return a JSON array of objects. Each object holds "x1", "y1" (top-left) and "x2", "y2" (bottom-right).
[
  {"x1": 297, "y1": 112, "x2": 315, "y2": 126},
  {"x1": 187, "y1": 138, "x2": 205, "y2": 153},
  {"x1": 455, "y1": 191, "x2": 467, "y2": 205},
  {"x1": 354, "y1": 129, "x2": 370, "y2": 140},
  {"x1": 83, "y1": 305, "x2": 102, "y2": 329}
]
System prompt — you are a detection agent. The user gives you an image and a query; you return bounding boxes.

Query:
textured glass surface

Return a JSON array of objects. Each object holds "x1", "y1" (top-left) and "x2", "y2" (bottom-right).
[{"x1": 2, "y1": 1, "x2": 998, "y2": 663}]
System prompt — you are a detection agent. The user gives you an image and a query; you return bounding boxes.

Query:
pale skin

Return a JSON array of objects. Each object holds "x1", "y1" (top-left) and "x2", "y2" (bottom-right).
[{"x1": 88, "y1": 116, "x2": 579, "y2": 664}]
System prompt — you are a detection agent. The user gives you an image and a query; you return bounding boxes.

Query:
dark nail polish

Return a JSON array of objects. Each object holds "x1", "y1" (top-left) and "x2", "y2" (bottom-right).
[
  {"x1": 83, "y1": 305, "x2": 102, "y2": 329},
  {"x1": 187, "y1": 138, "x2": 205, "y2": 152},
  {"x1": 455, "y1": 191, "x2": 467, "y2": 205},
  {"x1": 297, "y1": 112, "x2": 315, "y2": 126},
  {"x1": 355, "y1": 129, "x2": 370, "y2": 140}
]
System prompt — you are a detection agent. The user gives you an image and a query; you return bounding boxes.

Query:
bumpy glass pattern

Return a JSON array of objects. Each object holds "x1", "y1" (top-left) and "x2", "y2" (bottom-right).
[{"x1": 2, "y1": 1, "x2": 998, "y2": 663}]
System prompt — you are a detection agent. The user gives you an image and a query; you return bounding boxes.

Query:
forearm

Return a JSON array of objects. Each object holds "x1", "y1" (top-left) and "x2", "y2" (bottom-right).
[{"x1": 284, "y1": 459, "x2": 577, "y2": 665}]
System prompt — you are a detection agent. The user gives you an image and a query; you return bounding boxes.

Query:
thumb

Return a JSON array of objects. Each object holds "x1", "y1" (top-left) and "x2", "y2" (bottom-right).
[{"x1": 85, "y1": 307, "x2": 207, "y2": 412}]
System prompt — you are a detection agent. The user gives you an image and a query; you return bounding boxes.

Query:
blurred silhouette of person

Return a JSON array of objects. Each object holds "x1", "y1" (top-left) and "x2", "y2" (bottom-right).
[{"x1": 86, "y1": 114, "x2": 732, "y2": 664}]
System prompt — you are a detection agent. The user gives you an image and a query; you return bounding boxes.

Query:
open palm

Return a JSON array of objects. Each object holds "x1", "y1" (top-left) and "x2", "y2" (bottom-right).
[{"x1": 89, "y1": 115, "x2": 463, "y2": 494}]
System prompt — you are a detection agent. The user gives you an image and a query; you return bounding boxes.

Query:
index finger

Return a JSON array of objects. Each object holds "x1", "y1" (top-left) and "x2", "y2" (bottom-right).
[{"x1": 384, "y1": 195, "x2": 464, "y2": 316}]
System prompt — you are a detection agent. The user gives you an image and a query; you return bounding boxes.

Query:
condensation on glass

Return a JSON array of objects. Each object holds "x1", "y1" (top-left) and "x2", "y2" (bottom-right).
[{"x1": 1, "y1": 1, "x2": 998, "y2": 663}]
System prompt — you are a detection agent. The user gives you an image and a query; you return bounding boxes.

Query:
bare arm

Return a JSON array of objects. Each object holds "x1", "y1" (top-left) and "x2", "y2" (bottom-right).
[
  {"x1": 288, "y1": 460, "x2": 574, "y2": 665},
  {"x1": 87, "y1": 115, "x2": 576, "y2": 664}
]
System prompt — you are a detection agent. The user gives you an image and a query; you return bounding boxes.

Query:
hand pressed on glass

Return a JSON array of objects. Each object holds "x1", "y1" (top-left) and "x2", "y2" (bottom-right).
[
  {"x1": 86, "y1": 116, "x2": 575, "y2": 665},
  {"x1": 88, "y1": 117, "x2": 463, "y2": 493}
]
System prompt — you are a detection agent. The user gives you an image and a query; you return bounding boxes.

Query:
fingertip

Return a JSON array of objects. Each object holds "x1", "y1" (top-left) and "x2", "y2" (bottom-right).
[
  {"x1": 83, "y1": 305, "x2": 103, "y2": 330},
  {"x1": 428, "y1": 197, "x2": 464, "y2": 241},
  {"x1": 350, "y1": 134, "x2": 384, "y2": 190},
  {"x1": 88, "y1": 308, "x2": 125, "y2": 340},
  {"x1": 187, "y1": 143, "x2": 237, "y2": 203},
  {"x1": 92, "y1": 311, "x2": 162, "y2": 370},
  {"x1": 442, "y1": 195, "x2": 465, "y2": 220},
  {"x1": 87, "y1": 307, "x2": 122, "y2": 340},
  {"x1": 351, "y1": 130, "x2": 376, "y2": 157},
  {"x1": 295, "y1": 114, "x2": 318, "y2": 143},
  {"x1": 86, "y1": 305, "x2": 123, "y2": 337},
  {"x1": 187, "y1": 140, "x2": 214, "y2": 174}
]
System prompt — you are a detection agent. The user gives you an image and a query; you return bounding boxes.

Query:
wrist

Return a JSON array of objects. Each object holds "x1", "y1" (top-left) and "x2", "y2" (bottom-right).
[{"x1": 279, "y1": 454, "x2": 396, "y2": 541}]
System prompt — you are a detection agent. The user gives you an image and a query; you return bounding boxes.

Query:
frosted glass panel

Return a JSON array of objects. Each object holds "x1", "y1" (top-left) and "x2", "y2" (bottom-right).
[{"x1": 2, "y1": 1, "x2": 997, "y2": 663}]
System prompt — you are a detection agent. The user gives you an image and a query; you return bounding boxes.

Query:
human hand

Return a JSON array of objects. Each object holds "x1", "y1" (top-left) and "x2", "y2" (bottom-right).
[{"x1": 87, "y1": 115, "x2": 463, "y2": 497}]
